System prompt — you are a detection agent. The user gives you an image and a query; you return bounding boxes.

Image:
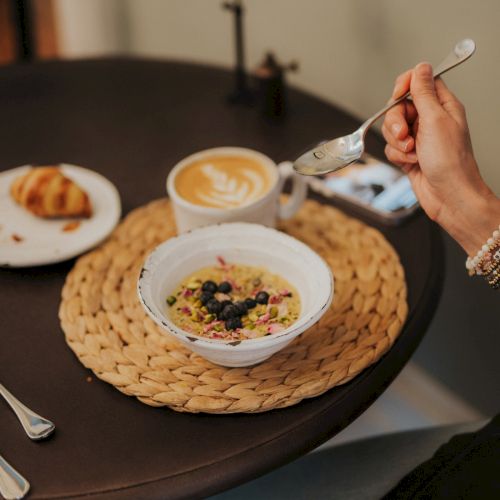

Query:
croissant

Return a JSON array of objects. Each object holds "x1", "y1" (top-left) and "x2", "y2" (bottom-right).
[{"x1": 10, "y1": 166, "x2": 92, "y2": 218}]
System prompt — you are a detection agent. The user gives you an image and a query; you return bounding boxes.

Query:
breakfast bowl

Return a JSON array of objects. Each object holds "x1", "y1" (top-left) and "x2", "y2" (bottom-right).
[{"x1": 137, "y1": 223, "x2": 333, "y2": 367}]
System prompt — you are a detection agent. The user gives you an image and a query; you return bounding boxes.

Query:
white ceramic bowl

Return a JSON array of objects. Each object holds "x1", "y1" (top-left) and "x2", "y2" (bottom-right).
[{"x1": 137, "y1": 223, "x2": 333, "y2": 367}]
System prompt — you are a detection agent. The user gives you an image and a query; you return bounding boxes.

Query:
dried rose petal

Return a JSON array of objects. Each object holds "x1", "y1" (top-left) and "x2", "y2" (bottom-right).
[
  {"x1": 227, "y1": 278, "x2": 241, "y2": 291},
  {"x1": 269, "y1": 295, "x2": 282, "y2": 305},
  {"x1": 256, "y1": 313, "x2": 270, "y2": 324},
  {"x1": 267, "y1": 323, "x2": 285, "y2": 334},
  {"x1": 241, "y1": 329, "x2": 257, "y2": 339},
  {"x1": 203, "y1": 320, "x2": 221, "y2": 333}
]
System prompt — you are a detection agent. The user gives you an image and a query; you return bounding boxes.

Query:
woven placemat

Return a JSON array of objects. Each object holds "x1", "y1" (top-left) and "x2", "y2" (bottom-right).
[{"x1": 59, "y1": 198, "x2": 408, "y2": 414}]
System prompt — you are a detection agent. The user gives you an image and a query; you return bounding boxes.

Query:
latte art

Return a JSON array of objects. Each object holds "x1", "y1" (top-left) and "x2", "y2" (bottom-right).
[
  {"x1": 174, "y1": 156, "x2": 273, "y2": 209},
  {"x1": 195, "y1": 163, "x2": 266, "y2": 208}
]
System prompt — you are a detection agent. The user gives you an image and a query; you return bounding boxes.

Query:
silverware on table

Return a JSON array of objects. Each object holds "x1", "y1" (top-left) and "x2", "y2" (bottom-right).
[
  {"x1": 0, "y1": 384, "x2": 55, "y2": 441},
  {"x1": 0, "y1": 454, "x2": 30, "y2": 500},
  {"x1": 293, "y1": 38, "x2": 476, "y2": 176}
]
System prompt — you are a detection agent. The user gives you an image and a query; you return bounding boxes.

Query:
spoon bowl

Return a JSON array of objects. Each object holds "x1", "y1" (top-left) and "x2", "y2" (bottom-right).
[
  {"x1": 294, "y1": 38, "x2": 476, "y2": 176},
  {"x1": 294, "y1": 130, "x2": 364, "y2": 176}
]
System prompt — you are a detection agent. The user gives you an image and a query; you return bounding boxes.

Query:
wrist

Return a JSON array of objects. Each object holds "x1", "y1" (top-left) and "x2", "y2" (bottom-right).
[{"x1": 438, "y1": 186, "x2": 500, "y2": 255}]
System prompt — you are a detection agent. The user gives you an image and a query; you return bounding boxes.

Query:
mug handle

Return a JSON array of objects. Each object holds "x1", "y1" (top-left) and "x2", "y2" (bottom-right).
[{"x1": 277, "y1": 161, "x2": 308, "y2": 220}]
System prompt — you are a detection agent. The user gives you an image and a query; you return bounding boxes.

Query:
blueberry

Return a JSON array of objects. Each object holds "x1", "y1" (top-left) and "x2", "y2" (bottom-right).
[
  {"x1": 234, "y1": 301, "x2": 248, "y2": 316},
  {"x1": 255, "y1": 291, "x2": 270, "y2": 305},
  {"x1": 202, "y1": 280, "x2": 218, "y2": 293},
  {"x1": 199, "y1": 291, "x2": 214, "y2": 305},
  {"x1": 222, "y1": 304, "x2": 239, "y2": 319},
  {"x1": 244, "y1": 298, "x2": 257, "y2": 309},
  {"x1": 217, "y1": 300, "x2": 233, "y2": 320},
  {"x1": 206, "y1": 298, "x2": 222, "y2": 314},
  {"x1": 218, "y1": 281, "x2": 232, "y2": 293},
  {"x1": 225, "y1": 317, "x2": 242, "y2": 330}
]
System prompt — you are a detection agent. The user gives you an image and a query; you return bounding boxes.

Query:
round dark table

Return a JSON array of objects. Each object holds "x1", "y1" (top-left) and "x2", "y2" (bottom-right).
[{"x1": 0, "y1": 59, "x2": 443, "y2": 499}]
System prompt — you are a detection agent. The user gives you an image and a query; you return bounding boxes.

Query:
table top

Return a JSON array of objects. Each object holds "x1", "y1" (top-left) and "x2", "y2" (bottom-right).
[{"x1": 0, "y1": 58, "x2": 443, "y2": 499}]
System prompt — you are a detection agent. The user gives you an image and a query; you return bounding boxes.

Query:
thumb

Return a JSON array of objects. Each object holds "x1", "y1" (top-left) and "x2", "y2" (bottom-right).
[{"x1": 410, "y1": 62, "x2": 442, "y2": 117}]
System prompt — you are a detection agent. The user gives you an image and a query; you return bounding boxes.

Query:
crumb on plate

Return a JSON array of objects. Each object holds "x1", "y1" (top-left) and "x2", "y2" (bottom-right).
[
  {"x1": 11, "y1": 233, "x2": 24, "y2": 243},
  {"x1": 62, "y1": 220, "x2": 81, "y2": 232}
]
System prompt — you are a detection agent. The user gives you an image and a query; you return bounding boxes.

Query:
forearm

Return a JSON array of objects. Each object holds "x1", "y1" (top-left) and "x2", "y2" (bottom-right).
[{"x1": 437, "y1": 185, "x2": 500, "y2": 256}]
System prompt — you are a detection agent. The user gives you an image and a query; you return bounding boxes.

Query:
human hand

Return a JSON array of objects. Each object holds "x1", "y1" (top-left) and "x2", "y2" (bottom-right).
[{"x1": 382, "y1": 62, "x2": 500, "y2": 255}]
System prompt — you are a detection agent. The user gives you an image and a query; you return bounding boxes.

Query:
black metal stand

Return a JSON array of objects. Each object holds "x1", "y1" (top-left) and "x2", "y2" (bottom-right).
[
  {"x1": 222, "y1": 0, "x2": 254, "y2": 105},
  {"x1": 11, "y1": 0, "x2": 34, "y2": 60}
]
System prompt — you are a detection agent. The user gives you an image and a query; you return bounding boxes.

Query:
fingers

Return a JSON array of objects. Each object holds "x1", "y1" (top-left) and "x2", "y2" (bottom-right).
[
  {"x1": 410, "y1": 62, "x2": 443, "y2": 117},
  {"x1": 392, "y1": 69, "x2": 412, "y2": 99},
  {"x1": 412, "y1": 116, "x2": 420, "y2": 137},
  {"x1": 384, "y1": 99, "x2": 418, "y2": 137},
  {"x1": 383, "y1": 99, "x2": 418, "y2": 159},
  {"x1": 381, "y1": 123, "x2": 415, "y2": 152},
  {"x1": 434, "y1": 78, "x2": 466, "y2": 124},
  {"x1": 384, "y1": 103, "x2": 410, "y2": 141},
  {"x1": 400, "y1": 163, "x2": 417, "y2": 176},
  {"x1": 385, "y1": 69, "x2": 413, "y2": 141},
  {"x1": 384, "y1": 144, "x2": 418, "y2": 166}
]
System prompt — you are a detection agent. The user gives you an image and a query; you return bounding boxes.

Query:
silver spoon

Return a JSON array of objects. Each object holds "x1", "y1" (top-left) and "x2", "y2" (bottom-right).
[
  {"x1": 0, "y1": 384, "x2": 55, "y2": 441},
  {"x1": 0, "y1": 455, "x2": 30, "y2": 499},
  {"x1": 293, "y1": 38, "x2": 476, "y2": 176}
]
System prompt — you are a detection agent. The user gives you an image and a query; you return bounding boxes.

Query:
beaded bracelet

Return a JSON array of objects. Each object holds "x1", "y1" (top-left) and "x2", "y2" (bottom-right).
[
  {"x1": 486, "y1": 266, "x2": 500, "y2": 289},
  {"x1": 465, "y1": 224, "x2": 500, "y2": 289},
  {"x1": 474, "y1": 243, "x2": 500, "y2": 276}
]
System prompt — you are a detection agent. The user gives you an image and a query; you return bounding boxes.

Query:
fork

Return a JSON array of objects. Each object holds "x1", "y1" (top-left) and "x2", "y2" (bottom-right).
[{"x1": 0, "y1": 384, "x2": 55, "y2": 441}]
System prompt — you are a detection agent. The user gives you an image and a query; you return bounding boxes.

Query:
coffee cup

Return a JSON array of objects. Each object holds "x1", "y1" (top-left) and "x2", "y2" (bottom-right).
[{"x1": 166, "y1": 147, "x2": 307, "y2": 233}]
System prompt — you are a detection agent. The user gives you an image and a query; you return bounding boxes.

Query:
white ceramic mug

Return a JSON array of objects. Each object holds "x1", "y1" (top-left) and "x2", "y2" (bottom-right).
[{"x1": 166, "y1": 147, "x2": 307, "y2": 233}]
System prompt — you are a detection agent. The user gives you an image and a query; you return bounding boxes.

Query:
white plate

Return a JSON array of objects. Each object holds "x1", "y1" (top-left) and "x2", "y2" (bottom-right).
[{"x1": 0, "y1": 164, "x2": 121, "y2": 267}]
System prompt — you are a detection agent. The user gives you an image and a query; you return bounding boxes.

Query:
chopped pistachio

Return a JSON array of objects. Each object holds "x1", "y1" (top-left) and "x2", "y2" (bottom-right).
[
  {"x1": 269, "y1": 306, "x2": 278, "y2": 318},
  {"x1": 186, "y1": 280, "x2": 201, "y2": 290},
  {"x1": 247, "y1": 323, "x2": 256, "y2": 330},
  {"x1": 194, "y1": 299, "x2": 202, "y2": 308},
  {"x1": 166, "y1": 296, "x2": 177, "y2": 306},
  {"x1": 204, "y1": 314, "x2": 215, "y2": 324},
  {"x1": 249, "y1": 312, "x2": 259, "y2": 322},
  {"x1": 201, "y1": 306, "x2": 208, "y2": 313},
  {"x1": 214, "y1": 324, "x2": 223, "y2": 332}
]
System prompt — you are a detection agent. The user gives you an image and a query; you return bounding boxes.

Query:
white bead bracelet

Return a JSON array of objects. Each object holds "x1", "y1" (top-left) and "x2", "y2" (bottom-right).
[{"x1": 466, "y1": 224, "x2": 500, "y2": 274}]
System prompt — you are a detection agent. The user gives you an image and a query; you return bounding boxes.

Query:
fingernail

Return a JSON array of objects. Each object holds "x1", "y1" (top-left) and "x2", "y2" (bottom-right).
[
  {"x1": 392, "y1": 123, "x2": 402, "y2": 136},
  {"x1": 407, "y1": 152, "x2": 418, "y2": 162},
  {"x1": 403, "y1": 138, "x2": 412, "y2": 152},
  {"x1": 416, "y1": 62, "x2": 432, "y2": 77}
]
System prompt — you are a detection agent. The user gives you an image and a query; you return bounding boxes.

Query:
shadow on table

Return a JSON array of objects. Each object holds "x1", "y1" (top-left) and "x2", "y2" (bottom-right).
[{"x1": 209, "y1": 422, "x2": 482, "y2": 500}]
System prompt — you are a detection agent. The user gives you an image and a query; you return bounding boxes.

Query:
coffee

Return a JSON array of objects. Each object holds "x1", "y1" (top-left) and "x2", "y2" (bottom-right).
[{"x1": 174, "y1": 156, "x2": 273, "y2": 209}]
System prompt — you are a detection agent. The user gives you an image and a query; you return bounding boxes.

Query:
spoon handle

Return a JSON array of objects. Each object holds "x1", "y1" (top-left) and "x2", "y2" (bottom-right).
[
  {"x1": 360, "y1": 38, "x2": 476, "y2": 132},
  {"x1": 0, "y1": 454, "x2": 30, "y2": 500},
  {"x1": 0, "y1": 384, "x2": 55, "y2": 441}
]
